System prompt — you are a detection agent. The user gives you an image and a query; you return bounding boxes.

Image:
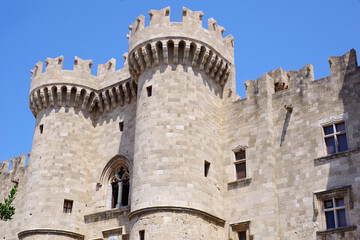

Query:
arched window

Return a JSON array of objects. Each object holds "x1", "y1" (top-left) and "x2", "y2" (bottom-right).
[
  {"x1": 110, "y1": 167, "x2": 130, "y2": 208},
  {"x1": 98, "y1": 155, "x2": 132, "y2": 210}
]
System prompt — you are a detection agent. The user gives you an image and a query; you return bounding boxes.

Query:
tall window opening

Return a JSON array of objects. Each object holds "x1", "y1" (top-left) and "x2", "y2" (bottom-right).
[
  {"x1": 63, "y1": 199, "x2": 73, "y2": 213},
  {"x1": 323, "y1": 121, "x2": 348, "y2": 154},
  {"x1": 111, "y1": 167, "x2": 130, "y2": 208},
  {"x1": 234, "y1": 149, "x2": 246, "y2": 180},
  {"x1": 139, "y1": 230, "x2": 145, "y2": 240},
  {"x1": 204, "y1": 160, "x2": 210, "y2": 177}
]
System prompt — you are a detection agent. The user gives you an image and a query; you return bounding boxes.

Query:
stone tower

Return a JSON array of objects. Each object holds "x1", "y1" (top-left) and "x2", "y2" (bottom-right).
[
  {"x1": 128, "y1": 7, "x2": 233, "y2": 239},
  {"x1": 1, "y1": 6, "x2": 360, "y2": 240}
]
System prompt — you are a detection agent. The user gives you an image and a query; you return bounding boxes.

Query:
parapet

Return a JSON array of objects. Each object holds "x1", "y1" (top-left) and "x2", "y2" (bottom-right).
[
  {"x1": 128, "y1": 7, "x2": 234, "y2": 65},
  {"x1": 29, "y1": 56, "x2": 136, "y2": 117},
  {"x1": 329, "y1": 49, "x2": 358, "y2": 75},
  {"x1": 0, "y1": 154, "x2": 26, "y2": 175},
  {"x1": 244, "y1": 49, "x2": 359, "y2": 99},
  {"x1": 127, "y1": 7, "x2": 234, "y2": 89}
]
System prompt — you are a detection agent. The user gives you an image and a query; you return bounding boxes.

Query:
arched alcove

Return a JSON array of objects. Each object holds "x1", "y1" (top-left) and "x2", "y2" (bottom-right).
[{"x1": 98, "y1": 155, "x2": 132, "y2": 209}]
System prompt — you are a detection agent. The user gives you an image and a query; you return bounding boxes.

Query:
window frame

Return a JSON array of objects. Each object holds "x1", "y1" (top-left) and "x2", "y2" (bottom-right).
[
  {"x1": 322, "y1": 121, "x2": 349, "y2": 155},
  {"x1": 232, "y1": 146, "x2": 248, "y2": 181},
  {"x1": 230, "y1": 221, "x2": 252, "y2": 240},
  {"x1": 63, "y1": 199, "x2": 73, "y2": 214},
  {"x1": 315, "y1": 186, "x2": 353, "y2": 232}
]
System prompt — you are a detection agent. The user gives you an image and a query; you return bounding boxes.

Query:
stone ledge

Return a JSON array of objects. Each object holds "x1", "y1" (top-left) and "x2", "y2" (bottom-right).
[
  {"x1": 314, "y1": 148, "x2": 360, "y2": 164},
  {"x1": 128, "y1": 206, "x2": 225, "y2": 226},
  {"x1": 84, "y1": 206, "x2": 130, "y2": 223},
  {"x1": 228, "y1": 178, "x2": 252, "y2": 186},
  {"x1": 316, "y1": 225, "x2": 357, "y2": 236},
  {"x1": 18, "y1": 229, "x2": 84, "y2": 239}
]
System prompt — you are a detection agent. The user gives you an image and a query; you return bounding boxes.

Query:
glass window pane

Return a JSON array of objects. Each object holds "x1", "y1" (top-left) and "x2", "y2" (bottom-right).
[
  {"x1": 324, "y1": 200, "x2": 333, "y2": 209},
  {"x1": 236, "y1": 162, "x2": 246, "y2": 179},
  {"x1": 324, "y1": 126, "x2": 334, "y2": 135},
  {"x1": 325, "y1": 211, "x2": 335, "y2": 229},
  {"x1": 325, "y1": 137, "x2": 336, "y2": 154},
  {"x1": 337, "y1": 134, "x2": 348, "y2": 152},
  {"x1": 337, "y1": 209, "x2": 347, "y2": 227},
  {"x1": 238, "y1": 231, "x2": 246, "y2": 240},
  {"x1": 335, "y1": 198, "x2": 344, "y2": 207},
  {"x1": 235, "y1": 150, "x2": 246, "y2": 160},
  {"x1": 336, "y1": 122, "x2": 346, "y2": 132}
]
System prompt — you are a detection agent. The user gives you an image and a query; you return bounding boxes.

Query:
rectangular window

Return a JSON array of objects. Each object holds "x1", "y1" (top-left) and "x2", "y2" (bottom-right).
[
  {"x1": 238, "y1": 230, "x2": 247, "y2": 240},
  {"x1": 119, "y1": 121, "x2": 124, "y2": 132},
  {"x1": 324, "y1": 197, "x2": 347, "y2": 229},
  {"x1": 314, "y1": 185, "x2": 352, "y2": 233},
  {"x1": 139, "y1": 230, "x2": 145, "y2": 240},
  {"x1": 204, "y1": 160, "x2": 210, "y2": 177},
  {"x1": 63, "y1": 199, "x2": 73, "y2": 213},
  {"x1": 39, "y1": 124, "x2": 44, "y2": 134},
  {"x1": 146, "y1": 86, "x2": 152, "y2": 97},
  {"x1": 230, "y1": 221, "x2": 251, "y2": 240},
  {"x1": 234, "y1": 149, "x2": 246, "y2": 180},
  {"x1": 323, "y1": 122, "x2": 348, "y2": 154}
]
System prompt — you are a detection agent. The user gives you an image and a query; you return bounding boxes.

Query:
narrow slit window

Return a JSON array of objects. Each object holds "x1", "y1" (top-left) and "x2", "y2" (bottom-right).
[
  {"x1": 119, "y1": 121, "x2": 124, "y2": 132},
  {"x1": 146, "y1": 86, "x2": 152, "y2": 97},
  {"x1": 63, "y1": 199, "x2": 73, "y2": 214},
  {"x1": 139, "y1": 230, "x2": 145, "y2": 240},
  {"x1": 234, "y1": 149, "x2": 246, "y2": 180},
  {"x1": 39, "y1": 124, "x2": 44, "y2": 134},
  {"x1": 204, "y1": 160, "x2": 210, "y2": 177}
]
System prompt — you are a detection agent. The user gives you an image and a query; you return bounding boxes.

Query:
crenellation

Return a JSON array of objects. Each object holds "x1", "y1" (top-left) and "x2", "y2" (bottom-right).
[
  {"x1": 73, "y1": 56, "x2": 93, "y2": 74},
  {"x1": 128, "y1": 15, "x2": 145, "y2": 39},
  {"x1": 45, "y1": 56, "x2": 64, "y2": 72},
  {"x1": 97, "y1": 58, "x2": 116, "y2": 77},
  {"x1": 208, "y1": 18, "x2": 225, "y2": 39},
  {"x1": 0, "y1": 159, "x2": 10, "y2": 173},
  {"x1": 182, "y1": 7, "x2": 203, "y2": 27},
  {"x1": 268, "y1": 67, "x2": 289, "y2": 92},
  {"x1": 329, "y1": 48, "x2": 358, "y2": 75},
  {"x1": 30, "y1": 61, "x2": 43, "y2": 79},
  {"x1": 149, "y1": 7, "x2": 170, "y2": 26},
  {"x1": 223, "y1": 34, "x2": 234, "y2": 49}
]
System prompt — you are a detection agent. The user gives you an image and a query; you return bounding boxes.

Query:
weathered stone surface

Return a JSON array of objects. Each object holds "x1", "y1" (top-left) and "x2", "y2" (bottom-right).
[{"x1": 0, "y1": 7, "x2": 359, "y2": 240}]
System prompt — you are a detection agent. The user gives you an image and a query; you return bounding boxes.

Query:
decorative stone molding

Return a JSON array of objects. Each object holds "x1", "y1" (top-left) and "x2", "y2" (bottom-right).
[
  {"x1": 314, "y1": 148, "x2": 360, "y2": 165},
  {"x1": 84, "y1": 206, "x2": 130, "y2": 224},
  {"x1": 29, "y1": 79, "x2": 137, "y2": 117},
  {"x1": 316, "y1": 225, "x2": 357, "y2": 237},
  {"x1": 128, "y1": 206, "x2": 225, "y2": 226},
  {"x1": 128, "y1": 38, "x2": 231, "y2": 87},
  {"x1": 18, "y1": 229, "x2": 84, "y2": 240}
]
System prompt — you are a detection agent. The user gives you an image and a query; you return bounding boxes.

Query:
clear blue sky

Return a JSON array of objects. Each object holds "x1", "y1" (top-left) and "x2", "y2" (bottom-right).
[{"x1": 0, "y1": 0, "x2": 359, "y2": 164}]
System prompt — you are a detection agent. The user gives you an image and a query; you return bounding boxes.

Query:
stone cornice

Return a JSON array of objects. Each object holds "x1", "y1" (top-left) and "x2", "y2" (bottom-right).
[
  {"x1": 128, "y1": 206, "x2": 225, "y2": 226},
  {"x1": 128, "y1": 37, "x2": 231, "y2": 88},
  {"x1": 29, "y1": 78, "x2": 137, "y2": 117},
  {"x1": 18, "y1": 229, "x2": 84, "y2": 239},
  {"x1": 84, "y1": 206, "x2": 130, "y2": 223}
]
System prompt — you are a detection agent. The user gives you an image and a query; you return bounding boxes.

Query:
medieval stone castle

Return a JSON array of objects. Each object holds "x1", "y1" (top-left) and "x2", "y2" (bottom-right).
[{"x1": 0, "y1": 6, "x2": 359, "y2": 240}]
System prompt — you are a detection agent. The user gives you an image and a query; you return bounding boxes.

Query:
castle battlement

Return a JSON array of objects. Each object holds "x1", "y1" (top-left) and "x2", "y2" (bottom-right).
[
  {"x1": 243, "y1": 49, "x2": 358, "y2": 100},
  {"x1": 127, "y1": 7, "x2": 234, "y2": 89},
  {"x1": 127, "y1": 7, "x2": 234, "y2": 67},
  {"x1": 0, "y1": 154, "x2": 28, "y2": 185},
  {"x1": 29, "y1": 55, "x2": 136, "y2": 117}
]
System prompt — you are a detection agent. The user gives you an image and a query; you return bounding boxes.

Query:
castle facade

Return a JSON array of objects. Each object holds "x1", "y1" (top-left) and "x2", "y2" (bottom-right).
[{"x1": 0, "y1": 7, "x2": 359, "y2": 240}]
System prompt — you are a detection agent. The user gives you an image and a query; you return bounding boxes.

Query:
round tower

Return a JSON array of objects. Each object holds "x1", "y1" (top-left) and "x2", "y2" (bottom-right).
[
  {"x1": 129, "y1": 7, "x2": 235, "y2": 239},
  {"x1": 19, "y1": 56, "x2": 98, "y2": 239}
]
